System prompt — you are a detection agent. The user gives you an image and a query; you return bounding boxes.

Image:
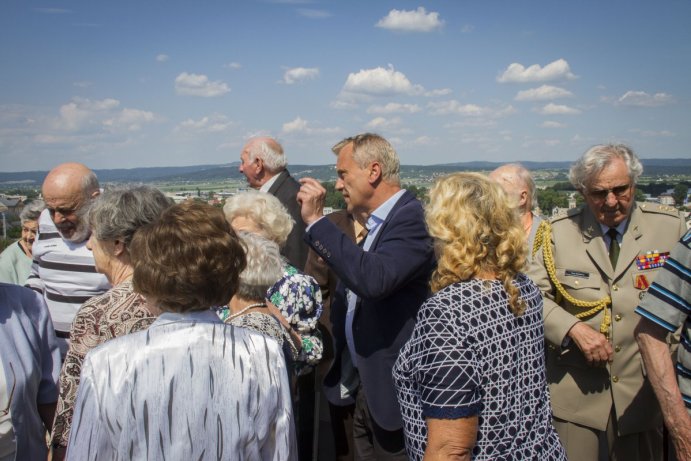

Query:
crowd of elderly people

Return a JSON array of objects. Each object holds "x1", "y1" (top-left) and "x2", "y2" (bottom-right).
[{"x1": 0, "y1": 134, "x2": 687, "y2": 461}]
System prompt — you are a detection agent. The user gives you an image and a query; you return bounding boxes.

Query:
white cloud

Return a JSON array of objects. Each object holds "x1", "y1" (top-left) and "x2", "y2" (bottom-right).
[
  {"x1": 104, "y1": 108, "x2": 155, "y2": 131},
  {"x1": 630, "y1": 128, "x2": 675, "y2": 137},
  {"x1": 283, "y1": 117, "x2": 309, "y2": 133},
  {"x1": 223, "y1": 62, "x2": 242, "y2": 69},
  {"x1": 616, "y1": 91, "x2": 674, "y2": 107},
  {"x1": 51, "y1": 97, "x2": 158, "y2": 135},
  {"x1": 298, "y1": 8, "x2": 332, "y2": 18},
  {"x1": 281, "y1": 116, "x2": 339, "y2": 135},
  {"x1": 58, "y1": 98, "x2": 120, "y2": 131},
  {"x1": 174, "y1": 72, "x2": 230, "y2": 97},
  {"x1": 428, "y1": 100, "x2": 517, "y2": 119},
  {"x1": 174, "y1": 114, "x2": 234, "y2": 135},
  {"x1": 412, "y1": 135, "x2": 435, "y2": 146},
  {"x1": 366, "y1": 116, "x2": 402, "y2": 130},
  {"x1": 156, "y1": 54, "x2": 169, "y2": 62},
  {"x1": 515, "y1": 85, "x2": 573, "y2": 101},
  {"x1": 424, "y1": 88, "x2": 452, "y2": 97},
  {"x1": 367, "y1": 103, "x2": 421, "y2": 114},
  {"x1": 376, "y1": 7, "x2": 444, "y2": 32},
  {"x1": 497, "y1": 58, "x2": 577, "y2": 83},
  {"x1": 342, "y1": 65, "x2": 423, "y2": 96},
  {"x1": 541, "y1": 121, "x2": 566, "y2": 128},
  {"x1": 282, "y1": 67, "x2": 319, "y2": 84},
  {"x1": 536, "y1": 103, "x2": 581, "y2": 115}
]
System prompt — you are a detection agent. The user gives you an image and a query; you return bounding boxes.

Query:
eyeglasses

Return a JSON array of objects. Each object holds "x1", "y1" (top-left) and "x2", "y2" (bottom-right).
[
  {"x1": 587, "y1": 184, "x2": 631, "y2": 200},
  {"x1": 1, "y1": 363, "x2": 15, "y2": 417}
]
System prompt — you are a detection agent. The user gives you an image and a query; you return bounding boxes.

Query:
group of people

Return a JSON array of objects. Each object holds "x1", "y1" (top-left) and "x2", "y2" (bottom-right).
[{"x1": 0, "y1": 132, "x2": 688, "y2": 461}]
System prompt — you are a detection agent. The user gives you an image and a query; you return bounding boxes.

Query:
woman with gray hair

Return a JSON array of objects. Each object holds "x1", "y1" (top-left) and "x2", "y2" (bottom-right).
[
  {"x1": 50, "y1": 185, "x2": 172, "y2": 461},
  {"x1": 220, "y1": 190, "x2": 323, "y2": 370},
  {"x1": 0, "y1": 200, "x2": 45, "y2": 284},
  {"x1": 221, "y1": 232, "x2": 300, "y2": 362}
]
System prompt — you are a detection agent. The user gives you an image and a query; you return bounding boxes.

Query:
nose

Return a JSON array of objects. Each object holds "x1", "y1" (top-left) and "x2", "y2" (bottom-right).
[
  {"x1": 238, "y1": 164, "x2": 243, "y2": 173},
  {"x1": 335, "y1": 178, "x2": 344, "y2": 191},
  {"x1": 51, "y1": 210, "x2": 67, "y2": 223},
  {"x1": 86, "y1": 235, "x2": 93, "y2": 251},
  {"x1": 605, "y1": 191, "x2": 618, "y2": 207}
]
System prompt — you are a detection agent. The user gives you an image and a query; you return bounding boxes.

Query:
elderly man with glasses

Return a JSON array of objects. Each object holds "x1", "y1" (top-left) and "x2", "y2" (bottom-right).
[{"x1": 527, "y1": 144, "x2": 686, "y2": 461}]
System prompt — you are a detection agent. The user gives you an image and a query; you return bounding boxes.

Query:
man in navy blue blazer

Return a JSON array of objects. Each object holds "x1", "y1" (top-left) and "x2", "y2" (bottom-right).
[{"x1": 298, "y1": 133, "x2": 435, "y2": 459}]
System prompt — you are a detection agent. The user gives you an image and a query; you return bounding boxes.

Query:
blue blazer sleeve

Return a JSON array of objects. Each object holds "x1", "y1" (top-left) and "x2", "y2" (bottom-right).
[{"x1": 305, "y1": 192, "x2": 434, "y2": 300}]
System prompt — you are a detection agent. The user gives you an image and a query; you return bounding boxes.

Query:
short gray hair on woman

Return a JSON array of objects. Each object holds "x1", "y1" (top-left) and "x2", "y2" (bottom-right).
[
  {"x1": 246, "y1": 137, "x2": 288, "y2": 174},
  {"x1": 87, "y1": 185, "x2": 173, "y2": 248},
  {"x1": 235, "y1": 232, "x2": 284, "y2": 301},
  {"x1": 332, "y1": 133, "x2": 400, "y2": 185},
  {"x1": 19, "y1": 200, "x2": 45, "y2": 223},
  {"x1": 223, "y1": 190, "x2": 294, "y2": 248},
  {"x1": 569, "y1": 144, "x2": 644, "y2": 192}
]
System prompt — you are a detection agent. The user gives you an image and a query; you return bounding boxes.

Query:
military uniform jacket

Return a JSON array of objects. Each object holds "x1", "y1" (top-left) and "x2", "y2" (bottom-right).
[{"x1": 527, "y1": 202, "x2": 685, "y2": 435}]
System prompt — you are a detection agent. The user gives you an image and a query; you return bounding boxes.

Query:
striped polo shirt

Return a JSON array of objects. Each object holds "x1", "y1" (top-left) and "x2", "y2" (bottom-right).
[
  {"x1": 635, "y1": 229, "x2": 691, "y2": 413},
  {"x1": 25, "y1": 209, "x2": 110, "y2": 333}
]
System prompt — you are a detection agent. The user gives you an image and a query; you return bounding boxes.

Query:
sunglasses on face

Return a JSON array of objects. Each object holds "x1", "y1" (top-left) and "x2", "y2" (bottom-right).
[{"x1": 587, "y1": 184, "x2": 631, "y2": 200}]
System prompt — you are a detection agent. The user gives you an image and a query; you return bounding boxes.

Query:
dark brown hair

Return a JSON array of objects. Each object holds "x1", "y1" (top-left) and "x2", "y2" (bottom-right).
[{"x1": 131, "y1": 200, "x2": 246, "y2": 312}]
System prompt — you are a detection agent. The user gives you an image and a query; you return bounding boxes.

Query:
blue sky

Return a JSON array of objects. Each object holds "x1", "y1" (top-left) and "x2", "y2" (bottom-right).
[{"x1": 1, "y1": 0, "x2": 690, "y2": 172}]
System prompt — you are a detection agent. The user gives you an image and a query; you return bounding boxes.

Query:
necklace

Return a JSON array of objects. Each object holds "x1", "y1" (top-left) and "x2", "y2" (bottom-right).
[{"x1": 227, "y1": 302, "x2": 267, "y2": 320}]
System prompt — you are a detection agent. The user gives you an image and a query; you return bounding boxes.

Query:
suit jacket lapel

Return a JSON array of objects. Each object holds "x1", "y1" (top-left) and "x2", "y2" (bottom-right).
[
  {"x1": 614, "y1": 203, "x2": 643, "y2": 280},
  {"x1": 267, "y1": 170, "x2": 288, "y2": 195},
  {"x1": 582, "y1": 208, "x2": 614, "y2": 280},
  {"x1": 367, "y1": 190, "x2": 413, "y2": 251}
]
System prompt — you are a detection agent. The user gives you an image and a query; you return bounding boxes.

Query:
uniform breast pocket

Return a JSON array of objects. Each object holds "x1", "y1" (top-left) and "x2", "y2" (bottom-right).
[{"x1": 555, "y1": 268, "x2": 601, "y2": 291}]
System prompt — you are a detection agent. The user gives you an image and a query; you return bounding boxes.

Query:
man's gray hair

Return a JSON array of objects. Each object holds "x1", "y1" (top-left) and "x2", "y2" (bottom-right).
[
  {"x1": 506, "y1": 163, "x2": 537, "y2": 210},
  {"x1": 19, "y1": 200, "x2": 45, "y2": 223},
  {"x1": 569, "y1": 144, "x2": 643, "y2": 191},
  {"x1": 332, "y1": 133, "x2": 401, "y2": 185},
  {"x1": 81, "y1": 170, "x2": 100, "y2": 198},
  {"x1": 236, "y1": 232, "x2": 284, "y2": 301},
  {"x1": 87, "y1": 185, "x2": 173, "y2": 247},
  {"x1": 246, "y1": 138, "x2": 288, "y2": 174}
]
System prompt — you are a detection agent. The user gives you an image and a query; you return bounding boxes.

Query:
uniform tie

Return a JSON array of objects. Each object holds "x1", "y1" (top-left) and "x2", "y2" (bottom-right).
[{"x1": 607, "y1": 228, "x2": 620, "y2": 269}]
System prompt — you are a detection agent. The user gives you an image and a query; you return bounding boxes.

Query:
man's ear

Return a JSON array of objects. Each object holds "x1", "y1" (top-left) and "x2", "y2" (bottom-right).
[
  {"x1": 368, "y1": 162, "x2": 382, "y2": 184},
  {"x1": 91, "y1": 189, "x2": 101, "y2": 199},
  {"x1": 519, "y1": 190, "x2": 528, "y2": 207},
  {"x1": 255, "y1": 157, "x2": 265, "y2": 174}
]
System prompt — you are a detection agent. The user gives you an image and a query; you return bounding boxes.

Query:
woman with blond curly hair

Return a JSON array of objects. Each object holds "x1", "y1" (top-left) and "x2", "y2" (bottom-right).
[{"x1": 393, "y1": 173, "x2": 565, "y2": 461}]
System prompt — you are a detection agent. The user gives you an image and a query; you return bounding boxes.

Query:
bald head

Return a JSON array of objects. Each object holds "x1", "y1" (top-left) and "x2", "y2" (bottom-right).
[
  {"x1": 489, "y1": 163, "x2": 536, "y2": 215},
  {"x1": 42, "y1": 162, "x2": 100, "y2": 243}
]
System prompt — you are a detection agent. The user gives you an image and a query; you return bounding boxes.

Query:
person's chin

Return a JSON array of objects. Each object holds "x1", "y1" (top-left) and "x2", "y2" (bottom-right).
[{"x1": 59, "y1": 227, "x2": 89, "y2": 243}]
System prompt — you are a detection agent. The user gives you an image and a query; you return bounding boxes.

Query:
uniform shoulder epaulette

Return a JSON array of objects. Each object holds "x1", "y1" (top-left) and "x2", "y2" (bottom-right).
[
  {"x1": 549, "y1": 205, "x2": 582, "y2": 224},
  {"x1": 637, "y1": 201, "x2": 682, "y2": 217}
]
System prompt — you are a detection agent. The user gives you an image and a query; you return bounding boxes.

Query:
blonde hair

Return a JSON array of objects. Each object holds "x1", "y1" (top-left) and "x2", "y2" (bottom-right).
[{"x1": 426, "y1": 172, "x2": 527, "y2": 315}]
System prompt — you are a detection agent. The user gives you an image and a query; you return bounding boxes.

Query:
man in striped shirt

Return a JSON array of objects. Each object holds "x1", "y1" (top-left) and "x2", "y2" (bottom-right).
[
  {"x1": 635, "y1": 230, "x2": 691, "y2": 461},
  {"x1": 25, "y1": 163, "x2": 110, "y2": 356}
]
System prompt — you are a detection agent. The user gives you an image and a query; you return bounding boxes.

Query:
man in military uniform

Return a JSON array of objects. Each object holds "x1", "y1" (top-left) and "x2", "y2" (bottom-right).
[{"x1": 527, "y1": 144, "x2": 686, "y2": 461}]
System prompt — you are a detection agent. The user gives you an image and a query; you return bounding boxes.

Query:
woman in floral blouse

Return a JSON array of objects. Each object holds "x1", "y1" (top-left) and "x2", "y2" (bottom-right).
[{"x1": 221, "y1": 190, "x2": 323, "y2": 369}]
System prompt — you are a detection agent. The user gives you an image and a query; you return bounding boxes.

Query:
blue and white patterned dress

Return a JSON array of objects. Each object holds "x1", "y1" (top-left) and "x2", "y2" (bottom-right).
[{"x1": 393, "y1": 274, "x2": 566, "y2": 460}]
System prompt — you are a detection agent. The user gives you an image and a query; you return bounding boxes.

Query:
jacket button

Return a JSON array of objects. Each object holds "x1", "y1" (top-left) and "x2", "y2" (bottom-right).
[
  {"x1": 615, "y1": 345, "x2": 622, "y2": 352},
  {"x1": 613, "y1": 285, "x2": 619, "y2": 291},
  {"x1": 614, "y1": 314, "x2": 622, "y2": 321},
  {"x1": 612, "y1": 375, "x2": 619, "y2": 383}
]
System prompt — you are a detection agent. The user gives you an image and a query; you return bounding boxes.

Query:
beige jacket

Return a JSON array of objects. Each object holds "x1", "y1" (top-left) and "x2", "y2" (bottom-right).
[{"x1": 527, "y1": 202, "x2": 685, "y2": 434}]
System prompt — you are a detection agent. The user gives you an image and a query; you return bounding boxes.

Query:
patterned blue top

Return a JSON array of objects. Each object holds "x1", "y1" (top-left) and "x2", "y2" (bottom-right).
[{"x1": 393, "y1": 274, "x2": 566, "y2": 460}]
